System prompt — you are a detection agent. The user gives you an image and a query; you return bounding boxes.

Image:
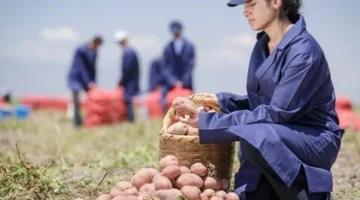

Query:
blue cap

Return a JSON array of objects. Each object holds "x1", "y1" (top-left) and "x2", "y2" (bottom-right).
[
  {"x1": 227, "y1": 0, "x2": 247, "y2": 7},
  {"x1": 170, "y1": 20, "x2": 183, "y2": 34}
]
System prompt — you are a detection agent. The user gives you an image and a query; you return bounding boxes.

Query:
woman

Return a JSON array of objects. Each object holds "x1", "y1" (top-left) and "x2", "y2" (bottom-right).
[{"x1": 172, "y1": 0, "x2": 343, "y2": 199}]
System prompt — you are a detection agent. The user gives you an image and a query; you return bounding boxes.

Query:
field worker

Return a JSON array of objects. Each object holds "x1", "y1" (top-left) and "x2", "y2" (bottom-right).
[
  {"x1": 172, "y1": 0, "x2": 343, "y2": 199},
  {"x1": 67, "y1": 36, "x2": 103, "y2": 127},
  {"x1": 148, "y1": 56, "x2": 164, "y2": 92},
  {"x1": 115, "y1": 30, "x2": 140, "y2": 123},
  {"x1": 0, "y1": 88, "x2": 11, "y2": 104},
  {"x1": 161, "y1": 20, "x2": 196, "y2": 111}
]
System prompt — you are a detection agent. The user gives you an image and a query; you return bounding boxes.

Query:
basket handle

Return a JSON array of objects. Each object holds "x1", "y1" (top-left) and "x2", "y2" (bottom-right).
[{"x1": 161, "y1": 94, "x2": 221, "y2": 134}]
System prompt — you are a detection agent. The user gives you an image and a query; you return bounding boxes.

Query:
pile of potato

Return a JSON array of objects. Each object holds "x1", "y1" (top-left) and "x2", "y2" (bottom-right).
[{"x1": 89, "y1": 155, "x2": 240, "y2": 200}]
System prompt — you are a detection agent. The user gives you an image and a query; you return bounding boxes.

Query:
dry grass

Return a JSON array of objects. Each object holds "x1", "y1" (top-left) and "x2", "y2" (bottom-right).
[
  {"x1": 0, "y1": 110, "x2": 163, "y2": 199},
  {"x1": 0, "y1": 108, "x2": 359, "y2": 200}
]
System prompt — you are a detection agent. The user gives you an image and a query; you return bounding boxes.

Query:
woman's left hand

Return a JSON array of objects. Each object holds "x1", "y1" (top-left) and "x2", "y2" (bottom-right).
[{"x1": 172, "y1": 97, "x2": 200, "y2": 128}]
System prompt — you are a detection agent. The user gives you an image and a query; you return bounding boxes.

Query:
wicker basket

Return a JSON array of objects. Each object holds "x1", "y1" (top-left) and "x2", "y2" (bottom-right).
[{"x1": 159, "y1": 94, "x2": 236, "y2": 180}]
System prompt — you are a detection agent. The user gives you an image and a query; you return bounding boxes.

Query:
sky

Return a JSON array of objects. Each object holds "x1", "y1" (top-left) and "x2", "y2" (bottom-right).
[{"x1": 0, "y1": 0, "x2": 359, "y2": 103}]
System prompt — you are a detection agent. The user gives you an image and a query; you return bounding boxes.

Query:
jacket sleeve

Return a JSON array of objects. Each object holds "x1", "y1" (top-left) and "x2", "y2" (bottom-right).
[
  {"x1": 76, "y1": 50, "x2": 92, "y2": 85},
  {"x1": 199, "y1": 52, "x2": 323, "y2": 131},
  {"x1": 91, "y1": 53, "x2": 97, "y2": 83},
  {"x1": 216, "y1": 92, "x2": 250, "y2": 113}
]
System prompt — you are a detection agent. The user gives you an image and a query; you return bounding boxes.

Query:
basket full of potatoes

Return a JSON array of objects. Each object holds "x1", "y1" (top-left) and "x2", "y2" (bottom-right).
[{"x1": 159, "y1": 94, "x2": 236, "y2": 183}]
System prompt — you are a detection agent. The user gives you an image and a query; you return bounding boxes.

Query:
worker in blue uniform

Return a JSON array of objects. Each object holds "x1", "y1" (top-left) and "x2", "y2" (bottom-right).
[
  {"x1": 172, "y1": 0, "x2": 343, "y2": 199},
  {"x1": 161, "y1": 20, "x2": 196, "y2": 112},
  {"x1": 67, "y1": 36, "x2": 103, "y2": 127},
  {"x1": 1, "y1": 88, "x2": 11, "y2": 104},
  {"x1": 115, "y1": 30, "x2": 140, "y2": 123},
  {"x1": 148, "y1": 56, "x2": 164, "y2": 92}
]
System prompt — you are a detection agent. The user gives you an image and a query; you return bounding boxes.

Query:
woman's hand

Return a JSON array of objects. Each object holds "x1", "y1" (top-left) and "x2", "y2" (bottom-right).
[
  {"x1": 171, "y1": 93, "x2": 219, "y2": 128},
  {"x1": 172, "y1": 97, "x2": 199, "y2": 128}
]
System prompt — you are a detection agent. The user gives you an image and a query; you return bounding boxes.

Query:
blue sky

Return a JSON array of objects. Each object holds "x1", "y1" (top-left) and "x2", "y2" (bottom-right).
[{"x1": 1, "y1": 0, "x2": 359, "y2": 103}]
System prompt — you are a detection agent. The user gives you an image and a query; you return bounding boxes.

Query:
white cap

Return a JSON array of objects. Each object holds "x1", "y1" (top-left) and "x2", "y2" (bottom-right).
[{"x1": 114, "y1": 30, "x2": 128, "y2": 42}]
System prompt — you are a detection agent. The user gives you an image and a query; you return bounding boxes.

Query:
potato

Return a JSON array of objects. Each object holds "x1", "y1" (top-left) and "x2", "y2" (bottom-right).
[
  {"x1": 96, "y1": 194, "x2": 111, "y2": 200},
  {"x1": 203, "y1": 189, "x2": 215, "y2": 197},
  {"x1": 162, "y1": 165, "x2": 182, "y2": 180},
  {"x1": 110, "y1": 188, "x2": 123, "y2": 197},
  {"x1": 226, "y1": 192, "x2": 240, "y2": 200},
  {"x1": 137, "y1": 195, "x2": 145, "y2": 200},
  {"x1": 153, "y1": 190, "x2": 171, "y2": 200},
  {"x1": 201, "y1": 193, "x2": 210, "y2": 200},
  {"x1": 139, "y1": 196, "x2": 160, "y2": 200},
  {"x1": 216, "y1": 190, "x2": 227, "y2": 198},
  {"x1": 113, "y1": 196, "x2": 137, "y2": 200},
  {"x1": 221, "y1": 179, "x2": 230, "y2": 191},
  {"x1": 153, "y1": 189, "x2": 182, "y2": 200},
  {"x1": 203, "y1": 177, "x2": 222, "y2": 191},
  {"x1": 190, "y1": 163, "x2": 208, "y2": 177},
  {"x1": 147, "y1": 168, "x2": 160, "y2": 178},
  {"x1": 142, "y1": 197, "x2": 160, "y2": 200},
  {"x1": 152, "y1": 174, "x2": 173, "y2": 190},
  {"x1": 116, "y1": 181, "x2": 133, "y2": 191},
  {"x1": 148, "y1": 198, "x2": 161, "y2": 200},
  {"x1": 172, "y1": 97, "x2": 197, "y2": 116},
  {"x1": 180, "y1": 166, "x2": 191, "y2": 174},
  {"x1": 167, "y1": 189, "x2": 183, "y2": 199},
  {"x1": 131, "y1": 168, "x2": 154, "y2": 190},
  {"x1": 168, "y1": 121, "x2": 188, "y2": 135},
  {"x1": 209, "y1": 197, "x2": 224, "y2": 200},
  {"x1": 139, "y1": 183, "x2": 156, "y2": 195},
  {"x1": 175, "y1": 173, "x2": 204, "y2": 189},
  {"x1": 181, "y1": 186, "x2": 201, "y2": 200},
  {"x1": 138, "y1": 195, "x2": 157, "y2": 200},
  {"x1": 122, "y1": 187, "x2": 138, "y2": 196},
  {"x1": 159, "y1": 155, "x2": 179, "y2": 171},
  {"x1": 188, "y1": 126, "x2": 199, "y2": 135}
]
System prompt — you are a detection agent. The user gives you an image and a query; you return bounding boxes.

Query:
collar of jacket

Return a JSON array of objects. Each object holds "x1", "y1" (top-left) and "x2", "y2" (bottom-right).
[{"x1": 256, "y1": 15, "x2": 306, "y2": 50}]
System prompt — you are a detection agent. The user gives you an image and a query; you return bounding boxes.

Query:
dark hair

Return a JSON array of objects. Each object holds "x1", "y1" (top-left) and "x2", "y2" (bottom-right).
[
  {"x1": 92, "y1": 35, "x2": 103, "y2": 45},
  {"x1": 281, "y1": 0, "x2": 302, "y2": 23}
]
